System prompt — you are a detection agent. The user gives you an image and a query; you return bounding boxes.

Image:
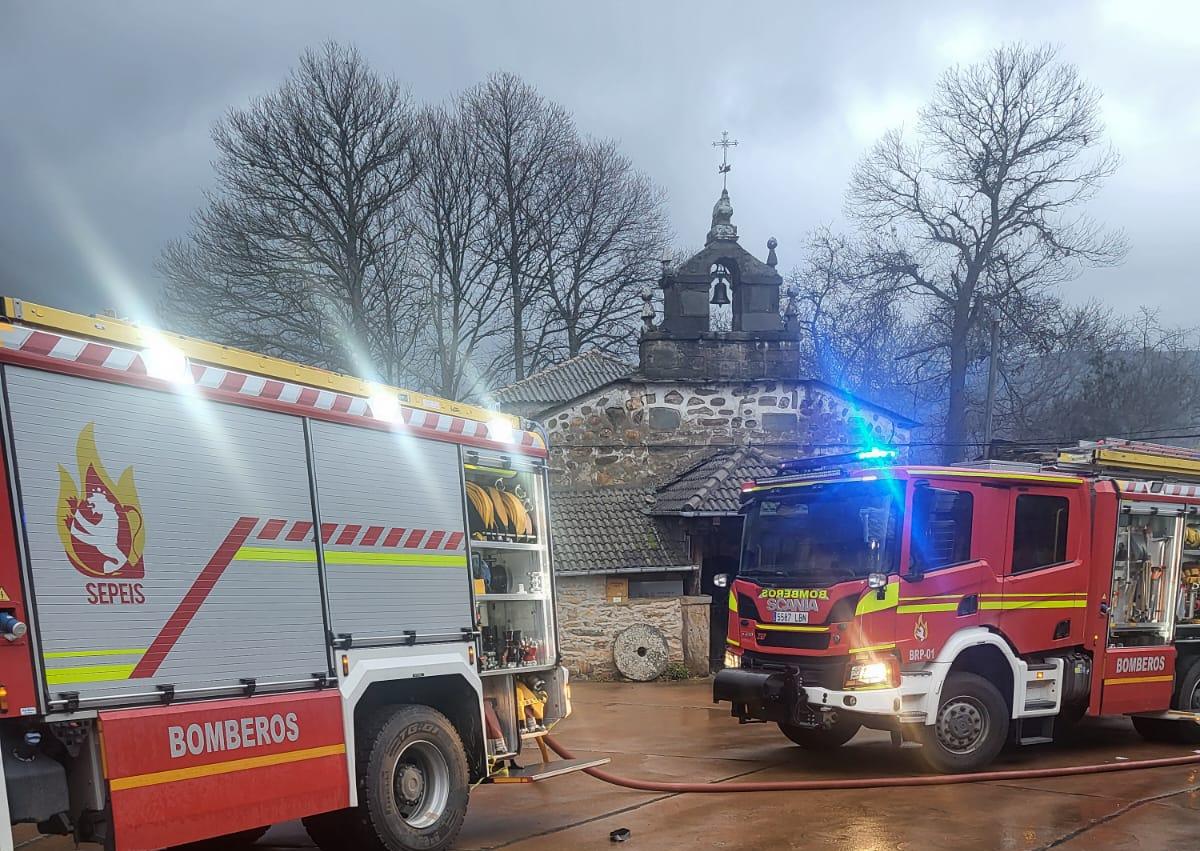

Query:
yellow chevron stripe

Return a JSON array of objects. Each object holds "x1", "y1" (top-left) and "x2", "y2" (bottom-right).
[
  {"x1": 726, "y1": 637, "x2": 741, "y2": 647},
  {"x1": 754, "y1": 622, "x2": 830, "y2": 633},
  {"x1": 897, "y1": 603, "x2": 959, "y2": 614},
  {"x1": 856, "y1": 580, "x2": 899, "y2": 616},
  {"x1": 235, "y1": 547, "x2": 466, "y2": 568},
  {"x1": 109, "y1": 743, "x2": 347, "y2": 791},
  {"x1": 45, "y1": 663, "x2": 136, "y2": 685},
  {"x1": 1103, "y1": 675, "x2": 1174, "y2": 686}
]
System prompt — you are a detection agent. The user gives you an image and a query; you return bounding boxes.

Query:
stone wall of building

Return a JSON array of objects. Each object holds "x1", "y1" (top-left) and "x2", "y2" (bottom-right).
[
  {"x1": 680, "y1": 597, "x2": 712, "y2": 676},
  {"x1": 542, "y1": 379, "x2": 910, "y2": 489},
  {"x1": 556, "y1": 574, "x2": 692, "y2": 679}
]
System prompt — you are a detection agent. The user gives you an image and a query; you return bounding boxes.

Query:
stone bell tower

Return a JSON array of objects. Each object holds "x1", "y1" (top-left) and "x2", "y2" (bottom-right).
[{"x1": 640, "y1": 153, "x2": 800, "y2": 381}]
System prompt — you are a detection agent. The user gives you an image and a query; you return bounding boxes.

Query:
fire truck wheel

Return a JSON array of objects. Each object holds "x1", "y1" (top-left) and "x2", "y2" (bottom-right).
[
  {"x1": 1132, "y1": 660, "x2": 1200, "y2": 744},
  {"x1": 302, "y1": 810, "x2": 358, "y2": 850},
  {"x1": 353, "y1": 704, "x2": 470, "y2": 851},
  {"x1": 917, "y1": 673, "x2": 1008, "y2": 773},
  {"x1": 778, "y1": 714, "x2": 861, "y2": 749}
]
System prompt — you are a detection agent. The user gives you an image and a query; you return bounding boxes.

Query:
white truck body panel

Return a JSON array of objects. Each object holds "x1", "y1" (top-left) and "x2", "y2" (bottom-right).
[{"x1": 4, "y1": 366, "x2": 329, "y2": 705}]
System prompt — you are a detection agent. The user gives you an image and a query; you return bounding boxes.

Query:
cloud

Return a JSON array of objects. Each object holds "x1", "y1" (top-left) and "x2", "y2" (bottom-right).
[{"x1": 1, "y1": 0, "x2": 1195, "y2": 325}]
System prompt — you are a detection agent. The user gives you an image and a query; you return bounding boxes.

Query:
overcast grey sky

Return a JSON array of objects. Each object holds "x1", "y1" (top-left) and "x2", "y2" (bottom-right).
[{"x1": 2, "y1": 1, "x2": 1197, "y2": 326}]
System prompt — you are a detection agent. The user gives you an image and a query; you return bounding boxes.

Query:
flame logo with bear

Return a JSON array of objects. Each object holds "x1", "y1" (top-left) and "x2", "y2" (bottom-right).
[
  {"x1": 56, "y1": 423, "x2": 145, "y2": 579},
  {"x1": 913, "y1": 613, "x2": 929, "y2": 643}
]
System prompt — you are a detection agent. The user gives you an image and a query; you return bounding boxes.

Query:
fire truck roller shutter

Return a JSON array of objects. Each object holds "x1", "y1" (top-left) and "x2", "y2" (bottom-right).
[
  {"x1": 2, "y1": 366, "x2": 329, "y2": 704},
  {"x1": 306, "y1": 420, "x2": 471, "y2": 639}
]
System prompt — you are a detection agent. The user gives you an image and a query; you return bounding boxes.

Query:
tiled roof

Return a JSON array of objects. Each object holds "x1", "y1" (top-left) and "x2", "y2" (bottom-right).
[
  {"x1": 650, "y1": 447, "x2": 781, "y2": 516},
  {"x1": 550, "y1": 487, "x2": 696, "y2": 575},
  {"x1": 492, "y1": 350, "x2": 633, "y2": 409}
]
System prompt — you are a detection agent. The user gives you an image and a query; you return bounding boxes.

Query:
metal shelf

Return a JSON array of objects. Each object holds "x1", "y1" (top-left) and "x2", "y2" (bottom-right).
[
  {"x1": 477, "y1": 593, "x2": 547, "y2": 602},
  {"x1": 479, "y1": 662, "x2": 554, "y2": 677},
  {"x1": 470, "y1": 540, "x2": 544, "y2": 552}
]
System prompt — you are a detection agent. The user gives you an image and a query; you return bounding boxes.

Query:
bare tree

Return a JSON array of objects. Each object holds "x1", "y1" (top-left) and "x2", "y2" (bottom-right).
[
  {"x1": 848, "y1": 44, "x2": 1126, "y2": 461},
  {"x1": 536, "y1": 139, "x2": 669, "y2": 359},
  {"x1": 465, "y1": 72, "x2": 576, "y2": 380},
  {"x1": 158, "y1": 42, "x2": 422, "y2": 385},
  {"x1": 788, "y1": 229, "x2": 907, "y2": 400},
  {"x1": 411, "y1": 103, "x2": 510, "y2": 399}
]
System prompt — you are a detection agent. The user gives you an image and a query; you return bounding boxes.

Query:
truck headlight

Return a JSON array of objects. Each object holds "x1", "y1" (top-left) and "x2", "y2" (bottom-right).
[
  {"x1": 844, "y1": 656, "x2": 897, "y2": 689},
  {"x1": 723, "y1": 650, "x2": 741, "y2": 669}
]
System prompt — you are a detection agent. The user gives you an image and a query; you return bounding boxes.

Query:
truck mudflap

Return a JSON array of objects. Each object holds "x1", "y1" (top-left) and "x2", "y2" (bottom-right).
[
  {"x1": 100, "y1": 690, "x2": 349, "y2": 850},
  {"x1": 713, "y1": 668, "x2": 809, "y2": 725}
]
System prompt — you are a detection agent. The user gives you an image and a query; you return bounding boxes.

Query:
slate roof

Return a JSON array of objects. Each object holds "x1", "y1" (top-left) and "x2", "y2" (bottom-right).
[
  {"x1": 650, "y1": 447, "x2": 781, "y2": 516},
  {"x1": 550, "y1": 487, "x2": 697, "y2": 575},
  {"x1": 492, "y1": 350, "x2": 633, "y2": 410}
]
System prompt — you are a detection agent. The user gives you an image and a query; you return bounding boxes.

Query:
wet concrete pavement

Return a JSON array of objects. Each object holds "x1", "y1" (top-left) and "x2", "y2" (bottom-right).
[{"x1": 16, "y1": 679, "x2": 1200, "y2": 849}]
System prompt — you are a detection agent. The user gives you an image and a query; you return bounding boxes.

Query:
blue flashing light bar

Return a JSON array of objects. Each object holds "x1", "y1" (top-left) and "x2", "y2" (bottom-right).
[{"x1": 778, "y1": 446, "x2": 899, "y2": 473}]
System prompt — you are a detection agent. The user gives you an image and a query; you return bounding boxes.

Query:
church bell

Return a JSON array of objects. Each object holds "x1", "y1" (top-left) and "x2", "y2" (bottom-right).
[{"x1": 709, "y1": 270, "x2": 731, "y2": 306}]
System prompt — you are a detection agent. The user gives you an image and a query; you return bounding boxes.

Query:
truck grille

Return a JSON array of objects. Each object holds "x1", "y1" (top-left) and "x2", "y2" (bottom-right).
[
  {"x1": 754, "y1": 629, "x2": 830, "y2": 651},
  {"x1": 743, "y1": 652, "x2": 846, "y2": 690}
]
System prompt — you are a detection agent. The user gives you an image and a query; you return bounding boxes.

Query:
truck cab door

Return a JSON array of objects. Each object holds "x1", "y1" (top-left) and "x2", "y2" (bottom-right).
[
  {"x1": 897, "y1": 481, "x2": 988, "y2": 666},
  {"x1": 998, "y1": 487, "x2": 1088, "y2": 655}
]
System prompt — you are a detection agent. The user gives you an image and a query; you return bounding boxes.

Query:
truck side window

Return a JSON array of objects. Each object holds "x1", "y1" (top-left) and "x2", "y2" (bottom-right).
[
  {"x1": 910, "y1": 485, "x2": 973, "y2": 571},
  {"x1": 1012, "y1": 494, "x2": 1070, "y2": 573}
]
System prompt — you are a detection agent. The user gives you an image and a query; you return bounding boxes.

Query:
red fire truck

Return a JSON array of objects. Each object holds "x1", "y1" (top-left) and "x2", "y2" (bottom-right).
[
  {"x1": 715, "y1": 443, "x2": 1200, "y2": 772},
  {"x1": 0, "y1": 299, "x2": 603, "y2": 851}
]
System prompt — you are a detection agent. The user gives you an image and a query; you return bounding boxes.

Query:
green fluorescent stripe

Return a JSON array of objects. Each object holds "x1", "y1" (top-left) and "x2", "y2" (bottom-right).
[
  {"x1": 235, "y1": 546, "x2": 466, "y2": 568},
  {"x1": 234, "y1": 547, "x2": 318, "y2": 563},
  {"x1": 44, "y1": 648, "x2": 147, "y2": 659},
  {"x1": 896, "y1": 602, "x2": 959, "y2": 614},
  {"x1": 980, "y1": 600, "x2": 1088, "y2": 610},
  {"x1": 325, "y1": 551, "x2": 467, "y2": 567},
  {"x1": 46, "y1": 663, "x2": 136, "y2": 685}
]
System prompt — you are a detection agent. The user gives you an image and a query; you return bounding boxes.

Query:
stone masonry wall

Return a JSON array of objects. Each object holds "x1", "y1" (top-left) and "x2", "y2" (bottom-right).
[
  {"x1": 556, "y1": 574, "x2": 684, "y2": 679},
  {"x1": 542, "y1": 379, "x2": 910, "y2": 489}
]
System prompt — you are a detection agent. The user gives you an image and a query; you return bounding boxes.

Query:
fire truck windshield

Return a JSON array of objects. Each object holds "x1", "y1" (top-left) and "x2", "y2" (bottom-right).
[{"x1": 740, "y1": 480, "x2": 900, "y2": 587}]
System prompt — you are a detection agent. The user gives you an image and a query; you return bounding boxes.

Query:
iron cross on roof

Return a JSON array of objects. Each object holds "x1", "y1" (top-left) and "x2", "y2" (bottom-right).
[{"x1": 713, "y1": 131, "x2": 738, "y2": 190}]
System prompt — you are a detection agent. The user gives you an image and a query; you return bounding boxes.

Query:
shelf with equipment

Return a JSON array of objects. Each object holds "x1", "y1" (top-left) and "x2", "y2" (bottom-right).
[
  {"x1": 464, "y1": 451, "x2": 555, "y2": 676},
  {"x1": 471, "y1": 540, "x2": 545, "y2": 553}
]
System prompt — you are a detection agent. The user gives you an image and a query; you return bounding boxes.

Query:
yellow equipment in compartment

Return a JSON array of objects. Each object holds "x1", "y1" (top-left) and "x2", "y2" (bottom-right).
[{"x1": 515, "y1": 680, "x2": 547, "y2": 732}]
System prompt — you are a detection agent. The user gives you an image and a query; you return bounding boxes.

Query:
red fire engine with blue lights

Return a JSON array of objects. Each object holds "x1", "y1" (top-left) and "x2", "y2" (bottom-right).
[{"x1": 715, "y1": 442, "x2": 1200, "y2": 771}]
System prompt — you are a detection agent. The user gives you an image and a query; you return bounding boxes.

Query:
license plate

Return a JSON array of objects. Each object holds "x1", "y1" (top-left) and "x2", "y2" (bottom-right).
[{"x1": 773, "y1": 611, "x2": 809, "y2": 624}]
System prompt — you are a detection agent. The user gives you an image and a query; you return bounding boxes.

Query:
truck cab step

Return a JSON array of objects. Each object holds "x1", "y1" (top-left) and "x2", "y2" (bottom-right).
[{"x1": 491, "y1": 757, "x2": 611, "y2": 783}]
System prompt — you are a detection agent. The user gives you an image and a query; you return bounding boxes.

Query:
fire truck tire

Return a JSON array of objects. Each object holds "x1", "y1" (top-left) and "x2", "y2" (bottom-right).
[
  {"x1": 1134, "y1": 660, "x2": 1200, "y2": 744},
  {"x1": 778, "y1": 715, "x2": 861, "y2": 749},
  {"x1": 351, "y1": 704, "x2": 470, "y2": 851},
  {"x1": 302, "y1": 810, "x2": 357, "y2": 850},
  {"x1": 916, "y1": 673, "x2": 1008, "y2": 773}
]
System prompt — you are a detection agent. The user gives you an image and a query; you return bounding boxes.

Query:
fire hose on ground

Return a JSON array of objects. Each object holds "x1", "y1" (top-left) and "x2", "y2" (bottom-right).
[{"x1": 542, "y1": 734, "x2": 1200, "y2": 791}]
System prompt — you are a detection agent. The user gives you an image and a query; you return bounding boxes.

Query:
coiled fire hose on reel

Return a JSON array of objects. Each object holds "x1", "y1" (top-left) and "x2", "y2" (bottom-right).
[{"x1": 542, "y1": 734, "x2": 1200, "y2": 791}]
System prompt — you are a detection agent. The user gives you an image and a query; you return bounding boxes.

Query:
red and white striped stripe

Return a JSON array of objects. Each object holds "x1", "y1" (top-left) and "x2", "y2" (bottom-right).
[
  {"x1": 1118, "y1": 480, "x2": 1200, "y2": 498},
  {"x1": 0, "y1": 325, "x2": 545, "y2": 452},
  {"x1": 252, "y1": 518, "x2": 465, "y2": 551}
]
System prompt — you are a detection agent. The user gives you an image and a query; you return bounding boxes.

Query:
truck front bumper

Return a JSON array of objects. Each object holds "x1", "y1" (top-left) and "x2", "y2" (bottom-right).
[{"x1": 713, "y1": 667, "x2": 901, "y2": 726}]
